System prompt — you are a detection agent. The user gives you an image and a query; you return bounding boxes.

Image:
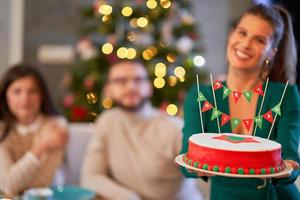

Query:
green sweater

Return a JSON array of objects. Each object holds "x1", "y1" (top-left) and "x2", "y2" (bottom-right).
[{"x1": 180, "y1": 81, "x2": 300, "y2": 200}]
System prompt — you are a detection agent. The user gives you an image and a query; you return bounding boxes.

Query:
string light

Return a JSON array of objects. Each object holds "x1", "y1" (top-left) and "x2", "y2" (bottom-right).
[
  {"x1": 160, "y1": 0, "x2": 171, "y2": 9},
  {"x1": 174, "y1": 66, "x2": 186, "y2": 78},
  {"x1": 166, "y1": 53, "x2": 176, "y2": 63},
  {"x1": 155, "y1": 62, "x2": 167, "y2": 77},
  {"x1": 127, "y1": 48, "x2": 137, "y2": 59},
  {"x1": 168, "y1": 75, "x2": 177, "y2": 87},
  {"x1": 166, "y1": 104, "x2": 178, "y2": 116},
  {"x1": 122, "y1": 6, "x2": 133, "y2": 17},
  {"x1": 153, "y1": 77, "x2": 165, "y2": 88},
  {"x1": 146, "y1": 0, "x2": 158, "y2": 9},
  {"x1": 193, "y1": 55, "x2": 206, "y2": 67},
  {"x1": 102, "y1": 15, "x2": 111, "y2": 23},
  {"x1": 137, "y1": 17, "x2": 148, "y2": 28},
  {"x1": 102, "y1": 43, "x2": 113, "y2": 54},
  {"x1": 99, "y1": 4, "x2": 113, "y2": 15},
  {"x1": 86, "y1": 93, "x2": 98, "y2": 104},
  {"x1": 129, "y1": 18, "x2": 138, "y2": 28},
  {"x1": 117, "y1": 47, "x2": 128, "y2": 59},
  {"x1": 102, "y1": 97, "x2": 113, "y2": 109}
]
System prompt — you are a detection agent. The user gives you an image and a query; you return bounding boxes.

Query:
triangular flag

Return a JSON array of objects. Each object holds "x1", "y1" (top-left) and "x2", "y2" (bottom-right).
[
  {"x1": 271, "y1": 103, "x2": 281, "y2": 116},
  {"x1": 242, "y1": 119, "x2": 253, "y2": 131},
  {"x1": 213, "y1": 80, "x2": 223, "y2": 90},
  {"x1": 243, "y1": 91, "x2": 253, "y2": 103},
  {"x1": 202, "y1": 101, "x2": 213, "y2": 112},
  {"x1": 211, "y1": 108, "x2": 222, "y2": 120},
  {"x1": 231, "y1": 118, "x2": 241, "y2": 130},
  {"x1": 263, "y1": 111, "x2": 274, "y2": 123},
  {"x1": 221, "y1": 113, "x2": 231, "y2": 126},
  {"x1": 254, "y1": 116, "x2": 263, "y2": 129},
  {"x1": 232, "y1": 91, "x2": 242, "y2": 102},
  {"x1": 223, "y1": 86, "x2": 232, "y2": 99},
  {"x1": 197, "y1": 92, "x2": 206, "y2": 102},
  {"x1": 253, "y1": 84, "x2": 264, "y2": 96}
]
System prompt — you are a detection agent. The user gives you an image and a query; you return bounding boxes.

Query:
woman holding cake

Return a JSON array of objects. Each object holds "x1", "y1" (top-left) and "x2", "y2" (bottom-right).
[
  {"x1": 180, "y1": 4, "x2": 300, "y2": 200},
  {"x1": 0, "y1": 64, "x2": 68, "y2": 197}
]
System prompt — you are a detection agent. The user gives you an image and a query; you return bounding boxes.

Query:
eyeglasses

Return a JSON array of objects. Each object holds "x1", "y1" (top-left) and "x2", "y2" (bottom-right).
[{"x1": 108, "y1": 76, "x2": 149, "y2": 86}]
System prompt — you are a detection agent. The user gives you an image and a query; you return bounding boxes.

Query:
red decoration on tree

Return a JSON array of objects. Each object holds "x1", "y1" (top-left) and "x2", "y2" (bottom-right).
[
  {"x1": 233, "y1": 91, "x2": 242, "y2": 102},
  {"x1": 263, "y1": 111, "x2": 274, "y2": 123},
  {"x1": 221, "y1": 113, "x2": 231, "y2": 126},
  {"x1": 202, "y1": 101, "x2": 213, "y2": 112},
  {"x1": 213, "y1": 80, "x2": 223, "y2": 90},
  {"x1": 253, "y1": 84, "x2": 264, "y2": 96},
  {"x1": 242, "y1": 119, "x2": 253, "y2": 131}
]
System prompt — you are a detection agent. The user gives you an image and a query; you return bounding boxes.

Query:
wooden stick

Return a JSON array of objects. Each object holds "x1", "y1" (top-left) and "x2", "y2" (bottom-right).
[
  {"x1": 196, "y1": 74, "x2": 204, "y2": 133},
  {"x1": 267, "y1": 81, "x2": 289, "y2": 139},
  {"x1": 253, "y1": 78, "x2": 269, "y2": 136},
  {"x1": 210, "y1": 74, "x2": 220, "y2": 133}
]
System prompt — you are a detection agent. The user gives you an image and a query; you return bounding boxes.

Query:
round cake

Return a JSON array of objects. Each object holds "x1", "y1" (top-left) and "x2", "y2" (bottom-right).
[{"x1": 183, "y1": 133, "x2": 285, "y2": 175}]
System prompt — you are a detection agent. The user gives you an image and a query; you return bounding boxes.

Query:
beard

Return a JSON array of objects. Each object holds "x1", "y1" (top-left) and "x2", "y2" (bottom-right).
[{"x1": 113, "y1": 96, "x2": 150, "y2": 112}]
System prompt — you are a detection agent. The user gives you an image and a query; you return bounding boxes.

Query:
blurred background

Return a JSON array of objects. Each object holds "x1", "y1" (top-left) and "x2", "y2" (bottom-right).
[{"x1": 1, "y1": 0, "x2": 298, "y2": 122}]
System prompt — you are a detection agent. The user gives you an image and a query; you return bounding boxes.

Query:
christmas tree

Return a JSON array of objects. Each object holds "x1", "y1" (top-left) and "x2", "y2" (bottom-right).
[{"x1": 60, "y1": 0, "x2": 208, "y2": 122}]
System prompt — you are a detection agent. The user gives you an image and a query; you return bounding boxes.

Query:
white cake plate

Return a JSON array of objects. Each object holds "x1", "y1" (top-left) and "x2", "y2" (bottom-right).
[{"x1": 175, "y1": 154, "x2": 293, "y2": 178}]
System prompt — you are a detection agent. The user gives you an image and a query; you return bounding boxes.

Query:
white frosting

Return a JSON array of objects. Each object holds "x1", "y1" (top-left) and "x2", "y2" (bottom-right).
[{"x1": 189, "y1": 133, "x2": 281, "y2": 152}]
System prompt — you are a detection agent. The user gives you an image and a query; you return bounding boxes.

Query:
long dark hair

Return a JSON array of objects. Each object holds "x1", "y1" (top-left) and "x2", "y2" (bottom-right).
[
  {"x1": 0, "y1": 64, "x2": 60, "y2": 142},
  {"x1": 234, "y1": 4, "x2": 297, "y2": 83}
]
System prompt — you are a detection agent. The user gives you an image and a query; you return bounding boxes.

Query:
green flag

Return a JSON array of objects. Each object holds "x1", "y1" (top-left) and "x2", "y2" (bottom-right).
[
  {"x1": 254, "y1": 116, "x2": 263, "y2": 129},
  {"x1": 223, "y1": 86, "x2": 231, "y2": 99},
  {"x1": 271, "y1": 103, "x2": 281, "y2": 116},
  {"x1": 243, "y1": 91, "x2": 253, "y2": 103},
  {"x1": 231, "y1": 118, "x2": 241, "y2": 130},
  {"x1": 211, "y1": 108, "x2": 222, "y2": 120},
  {"x1": 197, "y1": 92, "x2": 206, "y2": 102}
]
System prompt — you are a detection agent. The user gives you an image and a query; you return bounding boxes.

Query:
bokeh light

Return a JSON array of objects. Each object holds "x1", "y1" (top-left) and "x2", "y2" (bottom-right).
[
  {"x1": 87, "y1": 92, "x2": 98, "y2": 104},
  {"x1": 102, "y1": 43, "x2": 113, "y2": 54},
  {"x1": 99, "y1": 4, "x2": 113, "y2": 15},
  {"x1": 137, "y1": 17, "x2": 148, "y2": 28},
  {"x1": 193, "y1": 55, "x2": 206, "y2": 67},
  {"x1": 122, "y1": 6, "x2": 133, "y2": 17},
  {"x1": 146, "y1": 0, "x2": 158, "y2": 9},
  {"x1": 153, "y1": 77, "x2": 165, "y2": 88},
  {"x1": 174, "y1": 66, "x2": 186, "y2": 78},
  {"x1": 166, "y1": 104, "x2": 178, "y2": 116},
  {"x1": 102, "y1": 97, "x2": 113, "y2": 109}
]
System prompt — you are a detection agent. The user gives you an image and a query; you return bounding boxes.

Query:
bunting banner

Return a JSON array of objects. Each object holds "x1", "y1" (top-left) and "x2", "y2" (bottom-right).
[
  {"x1": 232, "y1": 91, "x2": 242, "y2": 102},
  {"x1": 197, "y1": 92, "x2": 206, "y2": 102},
  {"x1": 254, "y1": 116, "x2": 263, "y2": 129},
  {"x1": 263, "y1": 111, "x2": 274, "y2": 123},
  {"x1": 202, "y1": 101, "x2": 213, "y2": 112},
  {"x1": 271, "y1": 103, "x2": 281, "y2": 116},
  {"x1": 211, "y1": 108, "x2": 222, "y2": 120},
  {"x1": 243, "y1": 91, "x2": 253, "y2": 103},
  {"x1": 231, "y1": 118, "x2": 241, "y2": 130},
  {"x1": 213, "y1": 80, "x2": 223, "y2": 90},
  {"x1": 242, "y1": 119, "x2": 253, "y2": 131},
  {"x1": 222, "y1": 86, "x2": 231, "y2": 99},
  {"x1": 253, "y1": 84, "x2": 264, "y2": 96},
  {"x1": 221, "y1": 113, "x2": 230, "y2": 126}
]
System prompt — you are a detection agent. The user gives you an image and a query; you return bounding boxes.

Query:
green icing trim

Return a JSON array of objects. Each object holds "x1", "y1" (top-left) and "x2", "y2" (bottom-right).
[
  {"x1": 225, "y1": 167, "x2": 231, "y2": 173},
  {"x1": 227, "y1": 135, "x2": 247, "y2": 141},
  {"x1": 237, "y1": 168, "x2": 244, "y2": 174},
  {"x1": 193, "y1": 162, "x2": 199, "y2": 168},
  {"x1": 188, "y1": 160, "x2": 192, "y2": 165},
  {"x1": 270, "y1": 167, "x2": 275, "y2": 174},
  {"x1": 202, "y1": 164, "x2": 208, "y2": 170},
  {"x1": 213, "y1": 166, "x2": 219, "y2": 172},
  {"x1": 261, "y1": 168, "x2": 266, "y2": 174},
  {"x1": 249, "y1": 169, "x2": 255, "y2": 175}
]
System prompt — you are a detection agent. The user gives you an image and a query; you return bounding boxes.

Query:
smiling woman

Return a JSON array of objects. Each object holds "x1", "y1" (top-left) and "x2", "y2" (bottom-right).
[{"x1": 0, "y1": 64, "x2": 69, "y2": 197}]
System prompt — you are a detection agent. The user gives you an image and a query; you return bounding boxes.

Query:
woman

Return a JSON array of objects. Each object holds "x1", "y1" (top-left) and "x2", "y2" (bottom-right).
[
  {"x1": 180, "y1": 4, "x2": 300, "y2": 200},
  {"x1": 0, "y1": 64, "x2": 68, "y2": 197}
]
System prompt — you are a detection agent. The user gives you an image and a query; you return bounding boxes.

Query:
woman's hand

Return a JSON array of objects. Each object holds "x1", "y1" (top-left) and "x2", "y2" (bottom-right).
[
  {"x1": 31, "y1": 119, "x2": 69, "y2": 158},
  {"x1": 273, "y1": 159, "x2": 299, "y2": 179}
]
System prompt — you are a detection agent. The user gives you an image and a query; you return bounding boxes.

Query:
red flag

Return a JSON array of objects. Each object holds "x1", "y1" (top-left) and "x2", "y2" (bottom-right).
[
  {"x1": 202, "y1": 101, "x2": 213, "y2": 112},
  {"x1": 242, "y1": 119, "x2": 253, "y2": 131},
  {"x1": 232, "y1": 91, "x2": 242, "y2": 102},
  {"x1": 221, "y1": 113, "x2": 231, "y2": 126},
  {"x1": 253, "y1": 84, "x2": 264, "y2": 96},
  {"x1": 213, "y1": 80, "x2": 223, "y2": 90},
  {"x1": 263, "y1": 111, "x2": 274, "y2": 123}
]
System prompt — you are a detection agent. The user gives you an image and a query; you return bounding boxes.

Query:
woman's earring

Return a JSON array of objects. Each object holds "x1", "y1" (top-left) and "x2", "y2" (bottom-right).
[{"x1": 264, "y1": 59, "x2": 270, "y2": 66}]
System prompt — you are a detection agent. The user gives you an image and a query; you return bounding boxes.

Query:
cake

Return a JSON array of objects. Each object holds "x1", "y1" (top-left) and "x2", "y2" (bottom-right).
[{"x1": 183, "y1": 133, "x2": 285, "y2": 175}]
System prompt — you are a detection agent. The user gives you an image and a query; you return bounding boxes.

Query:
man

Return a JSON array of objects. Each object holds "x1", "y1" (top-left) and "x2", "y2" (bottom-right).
[{"x1": 80, "y1": 61, "x2": 202, "y2": 200}]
